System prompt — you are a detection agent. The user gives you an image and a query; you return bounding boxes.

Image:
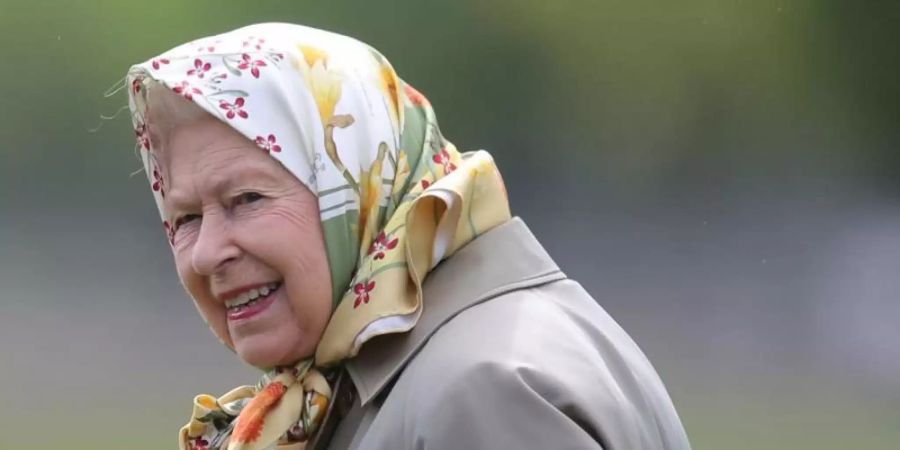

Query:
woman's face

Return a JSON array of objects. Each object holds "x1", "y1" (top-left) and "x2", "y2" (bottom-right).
[{"x1": 160, "y1": 115, "x2": 333, "y2": 368}]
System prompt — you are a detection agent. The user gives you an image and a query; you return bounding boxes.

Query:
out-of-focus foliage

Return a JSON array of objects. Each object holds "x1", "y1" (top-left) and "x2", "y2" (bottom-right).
[{"x1": 1, "y1": 0, "x2": 897, "y2": 208}]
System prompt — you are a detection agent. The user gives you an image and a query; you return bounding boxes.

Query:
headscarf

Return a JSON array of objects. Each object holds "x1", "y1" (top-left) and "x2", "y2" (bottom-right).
[{"x1": 126, "y1": 23, "x2": 510, "y2": 449}]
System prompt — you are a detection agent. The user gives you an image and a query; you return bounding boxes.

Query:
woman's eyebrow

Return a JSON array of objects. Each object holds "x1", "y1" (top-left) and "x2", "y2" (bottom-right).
[
  {"x1": 164, "y1": 163, "x2": 279, "y2": 208},
  {"x1": 216, "y1": 164, "x2": 282, "y2": 192},
  {"x1": 162, "y1": 192, "x2": 193, "y2": 220}
]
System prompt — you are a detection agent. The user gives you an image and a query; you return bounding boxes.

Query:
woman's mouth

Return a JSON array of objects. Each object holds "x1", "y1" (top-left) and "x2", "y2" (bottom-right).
[{"x1": 225, "y1": 281, "x2": 282, "y2": 321}]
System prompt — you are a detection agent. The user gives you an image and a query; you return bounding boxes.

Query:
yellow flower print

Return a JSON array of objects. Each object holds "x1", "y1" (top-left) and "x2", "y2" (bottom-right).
[
  {"x1": 293, "y1": 43, "x2": 386, "y2": 198},
  {"x1": 307, "y1": 62, "x2": 343, "y2": 125},
  {"x1": 377, "y1": 64, "x2": 402, "y2": 131},
  {"x1": 324, "y1": 114, "x2": 358, "y2": 192},
  {"x1": 197, "y1": 395, "x2": 217, "y2": 410},
  {"x1": 298, "y1": 45, "x2": 327, "y2": 70},
  {"x1": 358, "y1": 142, "x2": 388, "y2": 255},
  {"x1": 292, "y1": 44, "x2": 342, "y2": 125},
  {"x1": 392, "y1": 148, "x2": 411, "y2": 198},
  {"x1": 293, "y1": 44, "x2": 359, "y2": 191}
]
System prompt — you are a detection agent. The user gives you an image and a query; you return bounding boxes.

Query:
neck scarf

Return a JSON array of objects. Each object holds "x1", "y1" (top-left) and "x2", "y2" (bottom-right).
[{"x1": 126, "y1": 23, "x2": 510, "y2": 449}]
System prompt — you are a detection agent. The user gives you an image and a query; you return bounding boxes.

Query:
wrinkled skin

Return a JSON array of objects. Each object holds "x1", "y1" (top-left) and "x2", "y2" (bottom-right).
[{"x1": 159, "y1": 115, "x2": 332, "y2": 368}]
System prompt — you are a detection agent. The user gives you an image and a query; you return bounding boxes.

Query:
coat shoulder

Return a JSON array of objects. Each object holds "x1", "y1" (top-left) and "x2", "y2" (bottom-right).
[
  {"x1": 412, "y1": 279, "x2": 604, "y2": 379},
  {"x1": 384, "y1": 279, "x2": 691, "y2": 450}
]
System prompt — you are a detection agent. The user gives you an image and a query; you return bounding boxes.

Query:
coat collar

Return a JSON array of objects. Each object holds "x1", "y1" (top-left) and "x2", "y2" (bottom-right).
[{"x1": 344, "y1": 217, "x2": 567, "y2": 406}]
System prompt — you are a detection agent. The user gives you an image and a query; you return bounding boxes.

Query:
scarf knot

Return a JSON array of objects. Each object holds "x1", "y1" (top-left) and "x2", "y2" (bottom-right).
[{"x1": 178, "y1": 360, "x2": 332, "y2": 450}]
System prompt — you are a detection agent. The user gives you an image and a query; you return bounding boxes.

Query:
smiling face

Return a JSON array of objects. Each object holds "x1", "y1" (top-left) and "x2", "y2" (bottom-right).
[{"x1": 157, "y1": 114, "x2": 333, "y2": 369}]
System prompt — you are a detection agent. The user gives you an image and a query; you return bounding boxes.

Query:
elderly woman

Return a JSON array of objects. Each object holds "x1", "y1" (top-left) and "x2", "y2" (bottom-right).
[{"x1": 125, "y1": 23, "x2": 690, "y2": 450}]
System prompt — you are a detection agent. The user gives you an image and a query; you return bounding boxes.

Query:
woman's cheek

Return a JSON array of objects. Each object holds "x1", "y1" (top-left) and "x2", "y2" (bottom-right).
[
  {"x1": 185, "y1": 275, "x2": 234, "y2": 348},
  {"x1": 172, "y1": 245, "x2": 193, "y2": 286},
  {"x1": 171, "y1": 240, "x2": 233, "y2": 347}
]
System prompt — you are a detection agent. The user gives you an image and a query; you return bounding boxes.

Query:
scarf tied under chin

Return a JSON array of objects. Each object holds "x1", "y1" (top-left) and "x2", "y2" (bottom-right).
[{"x1": 178, "y1": 360, "x2": 331, "y2": 450}]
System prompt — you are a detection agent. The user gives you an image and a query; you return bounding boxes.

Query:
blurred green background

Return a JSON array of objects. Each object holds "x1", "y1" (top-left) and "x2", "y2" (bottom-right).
[{"x1": 1, "y1": 1, "x2": 898, "y2": 448}]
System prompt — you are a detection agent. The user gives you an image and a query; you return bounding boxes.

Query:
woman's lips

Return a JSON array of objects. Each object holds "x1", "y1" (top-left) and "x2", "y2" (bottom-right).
[{"x1": 226, "y1": 285, "x2": 280, "y2": 321}]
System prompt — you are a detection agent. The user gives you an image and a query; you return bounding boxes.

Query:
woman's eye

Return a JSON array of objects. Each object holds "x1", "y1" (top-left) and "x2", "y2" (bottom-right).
[
  {"x1": 234, "y1": 192, "x2": 264, "y2": 205},
  {"x1": 174, "y1": 214, "x2": 201, "y2": 229}
]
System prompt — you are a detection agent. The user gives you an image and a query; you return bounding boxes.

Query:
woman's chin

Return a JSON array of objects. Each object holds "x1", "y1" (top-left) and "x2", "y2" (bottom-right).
[
  {"x1": 226, "y1": 290, "x2": 314, "y2": 367},
  {"x1": 231, "y1": 326, "x2": 314, "y2": 368}
]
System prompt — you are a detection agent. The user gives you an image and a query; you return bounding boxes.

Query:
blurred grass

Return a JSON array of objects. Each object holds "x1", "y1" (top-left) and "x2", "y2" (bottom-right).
[
  {"x1": 15, "y1": 378, "x2": 900, "y2": 450},
  {"x1": 679, "y1": 377, "x2": 900, "y2": 449}
]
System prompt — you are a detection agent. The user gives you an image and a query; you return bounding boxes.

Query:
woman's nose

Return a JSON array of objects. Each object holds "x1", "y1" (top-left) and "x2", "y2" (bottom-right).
[{"x1": 191, "y1": 212, "x2": 240, "y2": 276}]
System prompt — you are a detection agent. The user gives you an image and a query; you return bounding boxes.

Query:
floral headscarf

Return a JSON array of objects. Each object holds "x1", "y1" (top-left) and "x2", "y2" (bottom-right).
[{"x1": 126, "y1": 23, "x2": 510, "y2": 449}]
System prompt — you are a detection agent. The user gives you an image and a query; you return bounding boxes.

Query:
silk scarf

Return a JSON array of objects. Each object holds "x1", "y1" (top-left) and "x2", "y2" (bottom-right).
[{"x1": 127, "y1": 22, "x2": 511, "y2": 449}]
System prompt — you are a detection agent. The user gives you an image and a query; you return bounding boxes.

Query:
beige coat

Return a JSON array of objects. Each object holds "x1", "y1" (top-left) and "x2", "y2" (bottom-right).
[{"x1": 313, "y1": 218, "x2": 690, "y2": 449}]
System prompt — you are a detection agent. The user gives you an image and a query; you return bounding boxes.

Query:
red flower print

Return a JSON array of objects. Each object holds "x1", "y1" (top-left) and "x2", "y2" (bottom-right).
[
  {"x1": 135, "y1": 123, "x2": 150, "y2": 150},
  {"x1": 432, "y1": 147, "x2": 457, "y2": 174},
  {"x1": 254, "y1": 134, "x2": 281, "y2": 153},
  {"x1": 238, "y1": 53, "x2": 268, "y2": 78},
  {"x1": 163, "y1": 220, "x2": 175, "y2": 245},
  {"x1": 151, "y1": 58, "x2": 170, "y2": 70},
  {"x1": 152, "y1": 167, "x2": 165, "y2": 197},
  {"x1": 187, "y1": 58, "x2": 212, "y2": 78},
  {"x1": 219, "y1": 97, "x2": 248, "y2": 119},
  {"x1": 193, "y1": 38, "x2": 221, "y2": 53},
  {"x1": 242, "y1": 36, "x2": 266, "y2": 50},
  {"x1": 421, "y1": 179, "x2": 431, "y2": 190},
  {"x1": 367, "y1": 231, "x2": 399, "y2": 260},
  {"x1": 353, "y1": 280, "x2": 376, "y2": 308},
  {"x1": 404, "y1": 84, "x2": 429, "y2": 106},
  {"x1": 172, "y1": 81, "x2": 202, "y2": 100},
  {"x1": 131, "y1": 78, "x2": 142, "y2": 94},
  {"x1": 188, "y1": 437, "x2": 209, "y2": 450}
]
